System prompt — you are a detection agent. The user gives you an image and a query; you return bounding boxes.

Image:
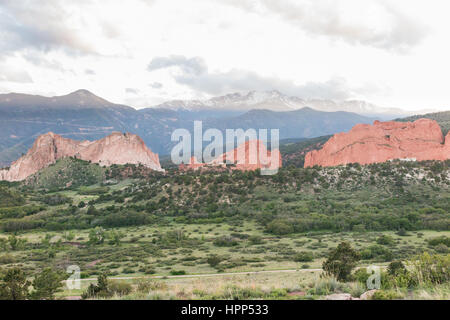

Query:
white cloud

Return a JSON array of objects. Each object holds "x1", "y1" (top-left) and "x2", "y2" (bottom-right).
[
  {"x1": 0, "y1": 65, "x2": 33, "y2": 83},
  {"x1": 0, "y1": 0, "x2": 449, "y2": 111},
  {"x1": 148, "y1": 55, "x2": 376, "y2": 100},
  {"x1": 222, "y1": 0, "x2": 429, "y2": 53}
]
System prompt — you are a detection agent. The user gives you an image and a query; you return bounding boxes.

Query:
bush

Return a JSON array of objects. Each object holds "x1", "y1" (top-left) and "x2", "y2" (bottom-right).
[
  {"x1": 435, "y1": 243, "x2": 448, "y2": 253},
  {"x1": 360, "y1": 245, "x2": 393, "y2": 262},
  {"x1": 207, "y1": 255, "x2": 224, "y2": 268},
  {"x1": 409, "y1": 252, "x2": 450, "y2": 286},
  {"x1": 372, "y1": 290, "x2": 404, "y2": 300},
  {"x1": 376, "y1": 235, "x2": 395, "y2": 246},
  {"x1": 294, "y1": 251, "x2": 314, "y2": 262},
  {"x1": 427, "y1": 236, "x2": 450, "y2": 247},
  {"x1": 387, "y1": 261, "x2": 407, "y2": 277},
  {"x1": 266, "y1": 220, "x2": 294, "y2": 235},
  {"x1": 136, "y1": 279, "x2": 167, "y2": 293},
  {"x1": 0, "y1": 268, "x2": 30, "y2": 300},
  {"x1": 170, "y1": 270, "x2": 186, "y2": 276},
  {"x1": 42, "y1": 194, "x2": 72, "y2": 206},
  {"x1": 213, "y1": 236, "x2": 238, "y2": 247},
  {"x1": 30, "y1": 268, "x2": 64, "y2": 300},
  {"x1": 323, "y1": 242, "x2": 360, "y2": 282},
  {"x1": 109, "y1": 281, "x2": 132, "y2": 296},
  {"x1": 353, "y1": 268, "x2": 370, "y2": 285},
  {"x1": 248, "y1": 235, "x2": 264, "y2": 245},
  {"x1": 82, "y1": 273, "x2": 112, "y2": 299},
  {"x1": 307, "y1": 277, "x2": 347, "y2": 296}
]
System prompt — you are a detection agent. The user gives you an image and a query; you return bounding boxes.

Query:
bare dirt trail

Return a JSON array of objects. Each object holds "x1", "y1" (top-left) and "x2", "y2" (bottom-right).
[{"x1": 72, "y1": 268, "x2": 323, "y2": 282}]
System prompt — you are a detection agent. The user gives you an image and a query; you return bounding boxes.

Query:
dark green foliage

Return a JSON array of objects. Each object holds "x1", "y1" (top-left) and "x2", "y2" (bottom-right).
[
  {"x1": 280, "y1": 135, "x2": 331, "y2": 167},
  {"x1": 376, "y1": 235, "x2": 395, "y2": 246},
  {"x1": 42, "y1": 194, "x2": 72, "y2": 206},
  {"x1": 387, "y1": 261, "x2": 407, "y2": 277},
  {"x1": 213, "y1": 236, "x2": 239, "y2": 247},
  {"x1": 360, "y1": 245, "x2": 394, "y2": 261},
  {"x1": 82, "y1": 273, "x2": 112, "y2": 299},
  {"x1": 427, "y1": 236, "x2": 450, "y2": 247},
  {"x1": 266, "y1": 220, "x2": 294, "y2": 235},
  {"x1": 26, "y1": 158, "x2": 105, "y2": 189},
  {"x1": 30, "y1": 268, "x2": 64, "y2": 300},
  {"x1": 0, "y1": 268, "x2": 31, "y2": 300},
  {"x1": 294, "y1": 251, "x2": 314, "y2": 262},
  {"x1": 170, "y1": 270, "x2": 186, "y2": 275},
  {"x1": 0, "y1": 161, "x2": 448, "y2": 235},
  {"x1": 323, "y1": 242, "x2": 360, "y2": 282},
  {"x1": 0, "y1": 187, "x2": 25, "y2": 207},
  {"x1": 207, "y1": 255, "x2": 224, "y2": 268}
]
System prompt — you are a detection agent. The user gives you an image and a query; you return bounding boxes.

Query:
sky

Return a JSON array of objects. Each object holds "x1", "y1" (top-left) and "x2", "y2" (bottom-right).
[{"x1": 0, "y1": 0, "x2": 449, "y2": 111}]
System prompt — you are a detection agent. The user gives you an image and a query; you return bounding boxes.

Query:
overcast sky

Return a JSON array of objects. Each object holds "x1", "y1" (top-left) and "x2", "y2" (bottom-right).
[{"x1": 0, "y1": 0, "x2": 449, "y2": 111}]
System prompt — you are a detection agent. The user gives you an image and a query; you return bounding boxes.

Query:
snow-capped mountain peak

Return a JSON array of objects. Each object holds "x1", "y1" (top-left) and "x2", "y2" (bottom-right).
[{"x1": 152, "y1": 90, "x2": 413, "y2": 117}]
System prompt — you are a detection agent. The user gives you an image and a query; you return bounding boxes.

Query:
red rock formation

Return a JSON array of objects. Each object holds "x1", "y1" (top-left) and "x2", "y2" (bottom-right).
[
  {"x1": 304, "y1": 119, "x2": 450, "y2": 167},
  {"x1": 0, "y1": 132, "x2": 163, "y2": 181},
  {"x1": 179, "y1": 140, "x2": 282, "y2": 172}
]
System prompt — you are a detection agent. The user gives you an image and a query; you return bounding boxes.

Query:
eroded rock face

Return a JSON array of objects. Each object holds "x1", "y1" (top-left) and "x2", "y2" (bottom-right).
[
  {"x1": 179, "y1": 140, "x2": 282, "y2": 172},
  {"x1": 0, "y1": 132, "x2": 163, "y2": 181},
  {"x1": 305, "y1": 119, "x2": 450, "y2": 168}
]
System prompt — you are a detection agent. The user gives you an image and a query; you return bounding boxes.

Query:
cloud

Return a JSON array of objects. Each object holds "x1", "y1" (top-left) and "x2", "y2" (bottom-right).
[
  {"x1": 223, "y1": 0, "x2": 429, "y2": 53},
  {"x1": 0, "y1": 0, "x2": 95, "y2": 57},
  {"x1": 85, "y1": 69, "x2": 96, "y2": 75},
  {"x1": 0, "y1": 65, "x2": 33, "y2": 83},
  {"x1": 150, "y1": 82, "x2": 163, "y2": 89},
  {"x1": 148, "y1": 55, "x2": 208, "y2": 76},
  {"x1": 125, "y1": 88, "x2": 139, "y2": 94},
  {"x1": 148, "y1": 55, "x2": 370, "y2": 100}
]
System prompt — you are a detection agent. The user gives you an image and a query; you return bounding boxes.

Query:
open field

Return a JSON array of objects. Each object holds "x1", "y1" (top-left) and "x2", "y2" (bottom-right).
[{"x1": 1, "y1": 160, "x2": 449, "y2": 300}]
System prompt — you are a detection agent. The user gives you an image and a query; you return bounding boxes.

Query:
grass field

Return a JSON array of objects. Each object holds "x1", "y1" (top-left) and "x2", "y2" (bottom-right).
[{"x1": 1, "y1": 161, "x2": 449, "y2": 300}]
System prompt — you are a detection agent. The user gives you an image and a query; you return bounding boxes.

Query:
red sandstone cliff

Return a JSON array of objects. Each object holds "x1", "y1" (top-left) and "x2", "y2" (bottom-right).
[
  {"x1": 304, "y1": 119, "x2": 450, "y2": 167},
  {"x1": 0, "y1": 132, "x2": 163, "y2": 181},
  {"x1": 179, "y1": 140, "x2": 282, "y2": 172}
]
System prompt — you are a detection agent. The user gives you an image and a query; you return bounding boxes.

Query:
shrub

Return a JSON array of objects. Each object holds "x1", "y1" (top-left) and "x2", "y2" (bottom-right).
[
  {"x1": 360, "y1": 245, "x2": 393, "y2": 262},
  {"x1": 409, "y1": 252, "x2": 450, "y2": 286},
  {"x1": 387, "y1": 261, "x2": 407, "y2": 277},
  {"x1": 109, "y1": 281, "x2": 132, "y2": 296},
  {"x1": 266, "y1": 220, "x2": 294, "y2": 235},
  {"x1": 372, "y1": 290, "x2": 404, "y2": 300},
  {"x1": 170, "y1": 270, "x2": 186, "y2": 276},
  {"x1": 427, "y1": 236, "x2": 450, "y2": 247},
  {"x1": 294, "y1": 251, "x2": 314, "y2": 262},
  {"x1": 30, "y1": 268, "x2": 64, "y2": 300},
  {"x1": 307, "y1": 277, "x2": 347, "y2": 296},
  {"x1": 207, "y1": 255, "x2": 224, "y2": 268},
  {"x1": 323, "y1": 242, "x2": 360, "y2": 282},
  {"x1": 213, "y1": 236, "x2": 238, "y2": 247},
  {"x1": 82, "y1": 273, "x2": 112, "y2": 299},
  {"x1": 435, "y1": 243, "x2": 448, "y2": 253},
  {"x1": 248, "y1": 235, "x2": 264, "y2": 245},
  {"x1": 136, "y1": 279, "x2": 167, "y2": 293},
  {"x1": 0, "y1": 268, "x2": 31, "y2": 300},
  {"x1": 376, "y1": 235, "x2": 395, "y2": 246}
]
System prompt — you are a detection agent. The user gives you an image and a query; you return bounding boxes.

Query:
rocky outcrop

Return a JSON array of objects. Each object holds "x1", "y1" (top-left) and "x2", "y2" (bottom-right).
[
  {"x1": 179, "y1": 140, "x2": 282, "y2": 172},
  {"x1": 305, "y1": 119, "x2": 450, "y2": 168},
  {"x1": 0, "y1": 132, "x2": 163, "y2": 181}
]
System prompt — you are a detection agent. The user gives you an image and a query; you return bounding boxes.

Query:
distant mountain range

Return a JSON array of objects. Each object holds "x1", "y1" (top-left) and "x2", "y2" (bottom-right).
[
  {"x1": 0, "y1": 89, "x2": 444, "y2": 167},
  {"x1": 152, "y1": 90, "x2": 421, "y2": 117}
]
